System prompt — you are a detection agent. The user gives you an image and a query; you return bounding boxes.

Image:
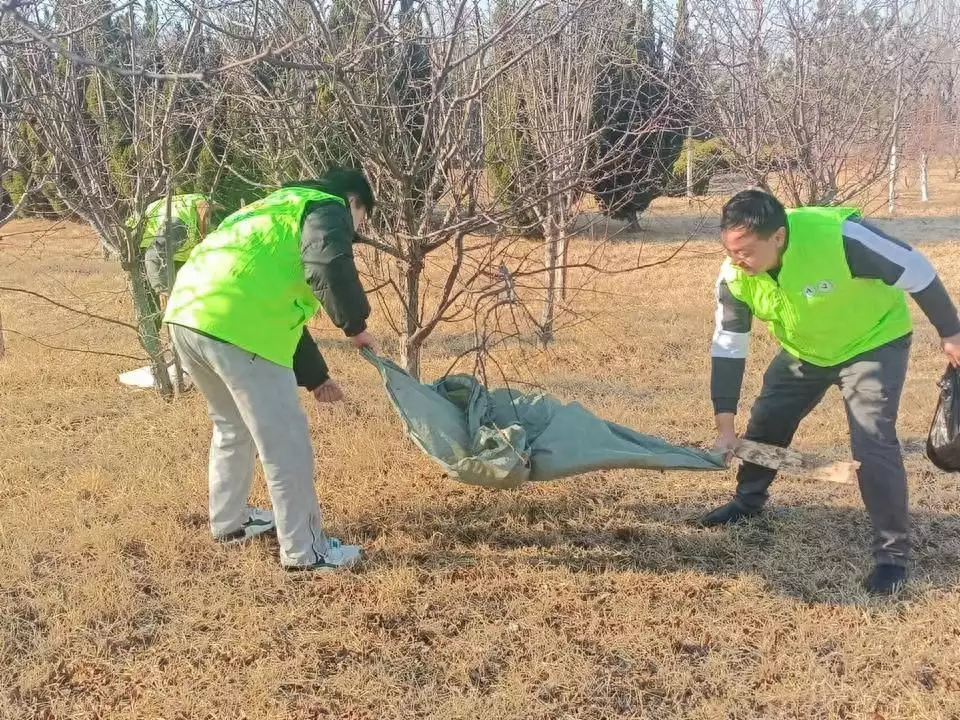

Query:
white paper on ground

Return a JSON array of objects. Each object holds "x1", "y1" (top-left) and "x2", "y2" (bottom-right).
[{"x1": 118, "y1": 363, "x2": 193, "y2": 390}]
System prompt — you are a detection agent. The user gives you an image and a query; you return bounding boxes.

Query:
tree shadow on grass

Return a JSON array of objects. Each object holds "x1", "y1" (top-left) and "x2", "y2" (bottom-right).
[{"x1": 355, "y1": 487, "x2": 960, "y2": 607}]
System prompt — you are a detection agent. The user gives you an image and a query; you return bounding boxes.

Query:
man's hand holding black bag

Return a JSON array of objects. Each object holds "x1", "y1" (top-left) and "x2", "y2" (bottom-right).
[{"x1": 927, "y1": 365, "x2": 960, "y2": 472}]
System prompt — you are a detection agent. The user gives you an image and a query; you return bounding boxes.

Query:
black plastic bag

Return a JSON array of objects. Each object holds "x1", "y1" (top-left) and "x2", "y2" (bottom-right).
[{"x1": 926, "y1": 365, "x2": 960, "y2": 472}]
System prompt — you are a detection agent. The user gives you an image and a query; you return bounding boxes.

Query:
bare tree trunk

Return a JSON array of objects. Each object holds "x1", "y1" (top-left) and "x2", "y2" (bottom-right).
[
  {"x1": 125, "y1": 262, "x2": 173, "y2": 398},
  {"x1": 952, "y1": 123, "x2": 960, "y2": 180},
  {"x1": 401, "y1": 336, "x2": 422, "y2": 380},
  {"x1": 161, "y1": 187, "x2": 185, "y2": 395},
  {"x1": 539, "y1": 220, "x2": 559, "y2": 348},
  {"x1": 920, "y1": 152, "x2": 929, "y2": 202},
  {"x1": 400, "y1": 255, "x2": 422, "y2": 379},
  {"x1": 622, "y1": 212, "x2": 641, "y2": 232},
  {"x1": 686, "y1": 125, "x2": 694, "y2": 198},
  {"x1": 888, "y1": 138, "x2": 898, "y2": 214},
  {"x1": 558, "y1": 233, "x2": 568, "y2": 301},
  {"x1": 888, "y1": 69, "x2": 903, "y2": 215}
]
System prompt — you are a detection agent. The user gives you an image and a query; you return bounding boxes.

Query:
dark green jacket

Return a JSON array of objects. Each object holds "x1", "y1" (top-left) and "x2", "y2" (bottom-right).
[{"x1": 292, "y1": 198, "x2": 370, "y2": 389}]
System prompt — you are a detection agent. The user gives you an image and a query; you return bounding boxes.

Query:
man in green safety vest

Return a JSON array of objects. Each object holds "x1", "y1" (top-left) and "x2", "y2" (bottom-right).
[
  {"x1": 163, "y1": 168, "x2": 375, "y2": 573},
  {"x1": 704, "y1": 189, "x2": 960, "y2": 594},
  {"x1": 132, "y1": 193, "x2": 211, "y2": 308}
]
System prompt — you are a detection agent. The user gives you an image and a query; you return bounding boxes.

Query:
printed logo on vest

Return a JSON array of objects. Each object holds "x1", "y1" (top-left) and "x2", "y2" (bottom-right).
[
  {"x1": 803, "y1": 285, "x2": 817, "y2": 299},
  {"x1": 818, "y1": 280, "x2": 835, "y2": 294}
]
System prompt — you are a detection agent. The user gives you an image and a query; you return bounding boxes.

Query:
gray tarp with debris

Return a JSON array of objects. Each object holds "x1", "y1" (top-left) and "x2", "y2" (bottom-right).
[{"x1": 364, "y1": 351, "x2": 727, "y2": 489}]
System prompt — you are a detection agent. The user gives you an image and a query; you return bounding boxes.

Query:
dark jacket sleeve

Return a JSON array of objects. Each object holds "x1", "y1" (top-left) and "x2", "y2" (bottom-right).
[
  {"x1": 300, "y1": 201, "x2": 371, "y2": 337},
  {"x1": 842, "y1": 219, "x2": 960, "y2": 338},
  {"x1": 292, "y1": 328, "x2": 329, "y2": 390},
  {"x1": 710, "y1": 276, "x2": 752, "y2": 415}
]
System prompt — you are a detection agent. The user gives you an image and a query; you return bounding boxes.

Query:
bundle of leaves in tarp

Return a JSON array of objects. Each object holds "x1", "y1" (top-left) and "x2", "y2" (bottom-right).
[
  {"x1": 363, "y1": 350, "x2": 727, "y2": 489},
  {"x1": 927, "y1": 365, "x2": 960, "y2": 472}
]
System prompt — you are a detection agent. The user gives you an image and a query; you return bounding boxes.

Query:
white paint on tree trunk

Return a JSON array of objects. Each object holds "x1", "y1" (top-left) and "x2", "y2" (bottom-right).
[
  {"x1": 920, "y1": 152, "x2": 929, "y2": 202},
  {"x1": 888, "y1": 138, "x2": 898, "y2": 214},
  {"x1": 888, "y1": 68, "x2": 903, "y2": 215}
]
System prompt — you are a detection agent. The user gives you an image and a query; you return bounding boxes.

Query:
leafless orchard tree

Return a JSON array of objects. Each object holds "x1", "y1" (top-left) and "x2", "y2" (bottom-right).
[
  {"x1": 1, "y1": 15, "x2": 47, "y2": 361},
  {"x1": 486, "y1": 3, "x2": 614, "y2": 347},
  {"x1": 487, "y1": 0, "x2": 691, "y2": 347},
  {"x1": 695, "y1": 0, "x2": 942, "y2": 208},
  {"x1": 197, "y1": 0, "x2": 631, "y2": 377},
  {"x1": 0, "y1": 0, "x2": 247, "y2": 394},
  {"x1": 904, "y1": 0, "x2": 960, "y2": 201}
]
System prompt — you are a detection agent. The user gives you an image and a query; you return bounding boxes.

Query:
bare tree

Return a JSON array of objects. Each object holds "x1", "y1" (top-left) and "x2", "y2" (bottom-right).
[
  {"x1": 697, "y1": 0, "x2": 939, "y2": 207},
  {"x1": 2, "y1": 0, "x2": 226, "y2": 395},
  {"x1": 2, "y1": 9, "x2": 56, "y2": 361},
  {"x1": 487, "y1": 3, "x2": 608, "y2": 346},
  {"x1": 888, "y1": 66, "x2": 903, "y2": 213},
  {"x1": 907, "y1": 0, "x2": 960, "y2": 201},
  {"x1": 488, "y1": 0, "x2": 688, "y2": 346},
  {"x1": 205, "y1": 0, "x2": 616, "y2": 376},
  {"x1": 1, "y1": 0, "x2": 697, "y2": 382}
]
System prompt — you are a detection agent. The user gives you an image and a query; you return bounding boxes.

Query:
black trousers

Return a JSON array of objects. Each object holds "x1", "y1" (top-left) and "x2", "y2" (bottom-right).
[{"x1": 735, "y1": 335, "x2": 912, "y2": 566}]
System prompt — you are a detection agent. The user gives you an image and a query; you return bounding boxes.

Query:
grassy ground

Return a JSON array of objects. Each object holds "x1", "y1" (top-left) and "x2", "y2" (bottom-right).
[{"x1": 2, "y1": 184, "x2": 960, "y2": 719}]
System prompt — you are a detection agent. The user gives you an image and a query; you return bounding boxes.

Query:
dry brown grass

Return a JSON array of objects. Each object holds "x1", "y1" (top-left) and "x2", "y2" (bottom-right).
[{"x1": 2, "y1": 195, "x2": 960, "y2": 719}]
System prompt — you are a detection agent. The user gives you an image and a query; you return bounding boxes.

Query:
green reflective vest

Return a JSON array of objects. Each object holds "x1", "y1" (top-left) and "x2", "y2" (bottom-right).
[
  {"x1": 163, "y1": 187, "x2": 343, "y2": 367},
  {"x1": 131, "y1": 193, "x2": 208, "y2": 262},
  {"x1": 722, "y1": 206, "x2": 912, "y2": 367}
]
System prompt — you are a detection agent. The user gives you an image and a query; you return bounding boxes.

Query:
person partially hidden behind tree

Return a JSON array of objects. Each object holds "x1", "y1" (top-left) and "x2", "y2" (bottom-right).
[
  {"x1": 134, "y1": 193, "x2": 212, "y2": 309},
  {"x1": 163, "y1": 168, "x2": 375, "y2": 573},
  {"x1": 705, "y1": 189, "x2": 960, "y2": 595}
]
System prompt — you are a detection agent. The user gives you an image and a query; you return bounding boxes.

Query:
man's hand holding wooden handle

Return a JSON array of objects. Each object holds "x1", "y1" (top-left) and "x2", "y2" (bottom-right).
[{"x1": 713, "y1": 412, "x2": 739, "y2": 465}]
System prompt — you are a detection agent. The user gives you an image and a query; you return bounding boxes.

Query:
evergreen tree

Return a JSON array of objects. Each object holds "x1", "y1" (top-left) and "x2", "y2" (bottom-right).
[{"x1": 589, "y1": 0, "x2": 690, "y2": 227}]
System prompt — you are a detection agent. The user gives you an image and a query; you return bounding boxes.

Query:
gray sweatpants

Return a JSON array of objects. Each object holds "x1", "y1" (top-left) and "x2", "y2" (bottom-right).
[
  {"x1": 735, "y1": 334, "x2": 912, "y2": 567},
  {"x1": 143, "y1": 220, "x2": 188, "y2": 295},
  {"x1": 143, "y1": 243, "x2": 184, "y2": 295},
  {"x1": 170, "y1": 324, "x2": 330, "y2": 567}
]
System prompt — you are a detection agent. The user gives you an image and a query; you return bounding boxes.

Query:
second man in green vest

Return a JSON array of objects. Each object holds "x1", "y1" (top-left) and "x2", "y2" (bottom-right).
[
  {"x1": 163, "y1": 168, "x2": 376, "y2": 572},
  {"x1": 136, "y1": 193, "x2": 211, "y2": 308},
  {"x1": 704, "y1": 190, "x2": 960, "y2": 595}
]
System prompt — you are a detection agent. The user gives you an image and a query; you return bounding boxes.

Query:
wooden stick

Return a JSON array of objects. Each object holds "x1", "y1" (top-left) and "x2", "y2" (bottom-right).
[{"x1": 733, "y1": 439, "x2": 860, "y2": 485}]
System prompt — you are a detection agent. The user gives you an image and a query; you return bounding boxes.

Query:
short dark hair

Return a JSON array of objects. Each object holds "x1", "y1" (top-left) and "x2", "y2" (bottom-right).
[
  {"x1": 284, "y1": 167, "x2": 375, "y2": 211},
  {"x1": 721, "y1": 189, "x2": 786, "y2": 239}
]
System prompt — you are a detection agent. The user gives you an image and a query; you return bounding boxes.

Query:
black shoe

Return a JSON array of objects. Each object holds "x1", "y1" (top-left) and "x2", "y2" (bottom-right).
[
  {"x1": 696, "y1": 500, "x2": 760, "y2": 527},
  {"x1": 865, "y1": 564, "x2": 908, "y2": 595}
]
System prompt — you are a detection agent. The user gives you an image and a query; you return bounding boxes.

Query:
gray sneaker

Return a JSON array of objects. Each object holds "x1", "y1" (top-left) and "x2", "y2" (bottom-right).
[
  {"x1": 214, "y1": 507, "x2": 276, "y2": 544},
  {"x1": 284, "y1": 538, "x2": 363, "y2": 573}
]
